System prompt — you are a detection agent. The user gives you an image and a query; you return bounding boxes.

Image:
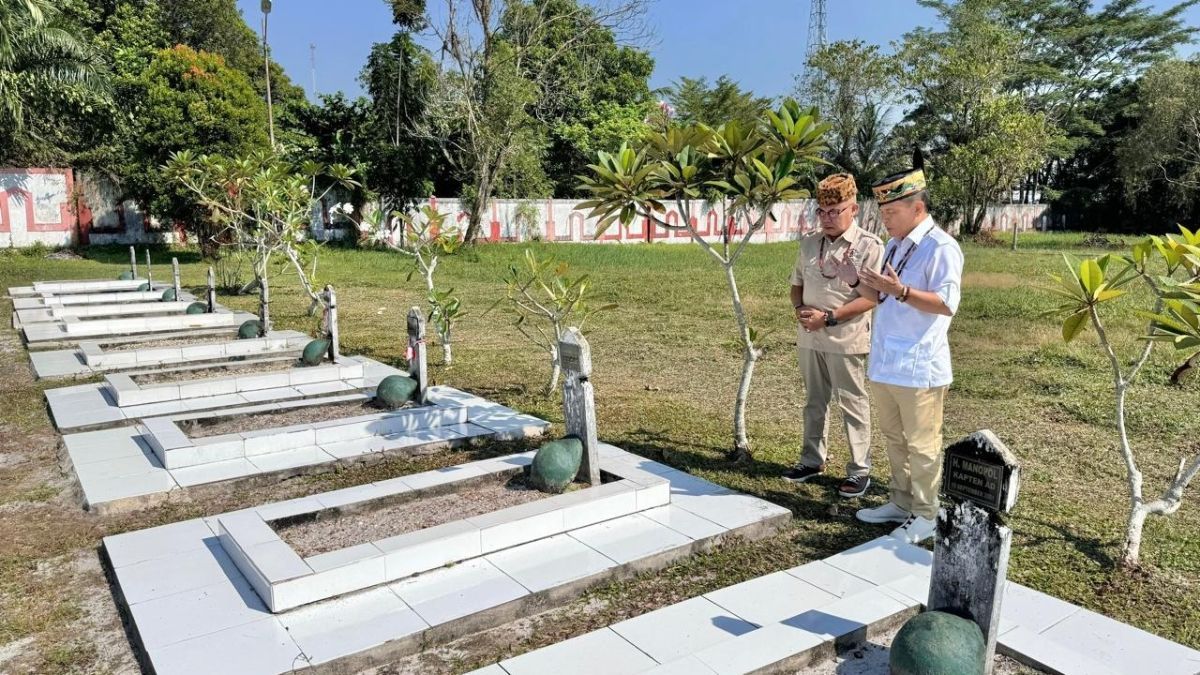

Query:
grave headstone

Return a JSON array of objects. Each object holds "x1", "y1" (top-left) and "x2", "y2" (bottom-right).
[
  {"x1": 172, "y1": 257, "x2": 181, "y2": 299},
  {"x1": 129, "y1": 246, "x2": 137, "y2": 278},
  {"x1": 406, "y1": 307, "x2": 428, "y2": 403},
  {"x1": 924, "y1": 430, "x2": 1020, "y2": 674},
  {"x1": 144, "y1": 250, "x2": 152, "y2": 287},
  {"x1": 258, "y1": 275, "x2": 270, "y2": 337},
  {"x1": 206, "y1": 267, "x2": 216, "y2": 313},
  {"x1": 559, "y1": 328, "x2": 600, "y2": 485},
  {"x1": 324, "y1": 284, "x2": 340, "y2": 361}
]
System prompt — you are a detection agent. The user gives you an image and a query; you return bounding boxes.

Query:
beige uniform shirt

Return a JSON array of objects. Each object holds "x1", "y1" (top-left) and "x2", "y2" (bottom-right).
[{"x1": 789, "y1": 223, "x2": 884, "y2": 355}]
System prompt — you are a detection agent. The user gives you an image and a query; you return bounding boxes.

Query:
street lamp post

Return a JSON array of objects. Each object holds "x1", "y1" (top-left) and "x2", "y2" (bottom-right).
[{"x1": 262, "y1": 0, "x2": 275, "y2": 148}]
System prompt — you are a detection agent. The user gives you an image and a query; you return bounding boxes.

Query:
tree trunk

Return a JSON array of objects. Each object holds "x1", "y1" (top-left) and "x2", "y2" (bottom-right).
[
  {"x1": 723, "y1": 262, "x2": 758, "y2": 461},
  {"x1": 1122, "y1": 504, "x2": 1149, "y2": 568},
  {"x1": 464, "y1": 171, "x2": 492, "y2": 243},
  {"x1": 544, "y1": 343, "x2": 561, "y2": 397},
  {"x1": 442, "y1": 341, "x2": 453, "y2": 365}
]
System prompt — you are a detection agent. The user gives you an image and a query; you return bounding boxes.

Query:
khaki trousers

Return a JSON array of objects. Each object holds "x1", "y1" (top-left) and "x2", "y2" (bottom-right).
[
  {"x1": 871, "y1": 381, "x2": 947, "y2": 519},
  {"x1": 798, "y1": 349, "x2": 871, "y2": 477}
]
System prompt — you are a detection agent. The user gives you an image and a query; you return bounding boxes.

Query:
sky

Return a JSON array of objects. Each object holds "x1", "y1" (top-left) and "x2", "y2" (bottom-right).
[{"x1": 236, "y1": 0, "x2": 1200, "y2": 102}]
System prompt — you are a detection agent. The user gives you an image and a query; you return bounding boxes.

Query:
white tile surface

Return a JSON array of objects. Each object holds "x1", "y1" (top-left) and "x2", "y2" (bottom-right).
[
  {"x1": 117, "y1": 539, "x2": 242, "y2": 605},
  {"x1": 641, "y1": 505, "x2": 726, "y2": 541},
  {"x1": 693, "y1": 620, "x2": 827, "y2": 675},
  {"x1": 247, "y1": 445, "x2": 335, "y2": 473},
  {"x1": 1000, "y1": 582, "x2": 1080, "y2": 635},
  {"x1": 391, "y1": 558, "x2": 528, "y2": 627},
  {"x1": 486, "y1": 534, "x2": 616, "y2": 593},
  {"x1": 782, "y1": 587, "x2": 909, "y2": 640},
  {"x1": 170, "y1": 457, "x2": 262, "y2": 487},
  {"x1": 279, "y1": 587, "x2": 428, "y2": 666},
  {"x1": 377, "y1": 520, "x2": 482, "y2": 581},
  {"x1": 499, "y1": 628, "x2": 657, "y2": 675},
  {"x1": 147, "y1": 617, "x2": 305, "y2": 675},
  {"x1": 638, "y1": 655, "x2": 720, "y2": 675},
  {"x1": 128, "y1": 576, "x2": 272, "y2": 649},
  {"x1": 785, "y1": 560, "x2": 876, "y2": 600},
  {"x1": 611, "y1": 596, "x2": 756, "y2": 664},
  {"x1": 704, "y1": 571, "x2": 837, "y2": 626},
  {"x1": 1039, "y1": 606, "x2": 1200, "y2": 675},
  {"x1": 104, "y1": 518, "x2": 215, "y2": 569},
  {"x1": 822, "y1": 536, "x2": 933, "y2": 585},
  {"x1": 569, "y1": 513, "x2": 692, "y2": 565},
  {"x1": 999, "y1": 625, "x2": 1122, "y2": 675}
]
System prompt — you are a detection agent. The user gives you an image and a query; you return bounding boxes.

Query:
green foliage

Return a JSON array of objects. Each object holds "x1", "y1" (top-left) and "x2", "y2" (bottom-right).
[
  {"x1": 659, "y1": 75, "x2": 772, "y2": 129},
  {"x1": 0, "y1": 0, "x2": 111, "y2": 162},
  {"x1": 129, "y1": 46, "x2": 270, "y2": 234},
  {"x1": 1119, "y1": 58, "x2": 1200, "y2": 208},
  {"x1": 578, "y1": 99, "x2": 830, "y2": 236},
  {"x1": 493, "y1": 248, "x2": 615, "y2": 393},
  {"x1": 796, "y1": 40, "x2": 900, "y2": 191}
]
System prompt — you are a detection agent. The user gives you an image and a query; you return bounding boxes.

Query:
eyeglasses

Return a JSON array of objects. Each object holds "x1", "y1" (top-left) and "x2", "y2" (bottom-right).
[{"x1": 816, "y1": 206, "x2": 852, "y2": 219}]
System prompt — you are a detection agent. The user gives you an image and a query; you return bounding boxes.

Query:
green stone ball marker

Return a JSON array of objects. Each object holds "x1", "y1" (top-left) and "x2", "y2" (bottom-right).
[
  {"x1": 531, "y1": 437, "x2": 583, "y2": 493},
  {"x1": 376, "y1": 375, "x2": 419, "y2": 409},
  {"x1": 890, "y1": 611, "x2": 986, "y2": 675}
]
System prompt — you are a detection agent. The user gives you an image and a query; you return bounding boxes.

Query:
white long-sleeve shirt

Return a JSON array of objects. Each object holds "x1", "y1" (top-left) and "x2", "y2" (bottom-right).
[{"x1": 868, "y1": 216, "x2": 964, "y2": 389}]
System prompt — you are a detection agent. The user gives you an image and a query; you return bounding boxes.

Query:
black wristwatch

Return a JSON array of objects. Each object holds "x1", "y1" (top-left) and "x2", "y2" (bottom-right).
[{"x1": 824, "y1": 310, "x2": 839, "y2": 327}]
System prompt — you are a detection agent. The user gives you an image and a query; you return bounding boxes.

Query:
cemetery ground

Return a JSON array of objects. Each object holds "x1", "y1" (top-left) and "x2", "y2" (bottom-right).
[{"x1": 0, "y1": 233, "x2": 1196, "y2": 674}]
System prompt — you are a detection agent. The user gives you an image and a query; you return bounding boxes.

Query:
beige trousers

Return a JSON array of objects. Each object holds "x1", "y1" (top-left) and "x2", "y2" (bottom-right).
[
  {"x1": 871, "y1": 381, "x2": 947, "y2": 519},
  {"x1": 798, "y1": 349, "x2": 872, "y2": 477}
]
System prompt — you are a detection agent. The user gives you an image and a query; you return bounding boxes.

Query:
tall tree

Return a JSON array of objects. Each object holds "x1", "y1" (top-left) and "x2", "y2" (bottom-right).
[
  {"x1": 1119, "y1": 58, "x2": 1200, "y2": 212},
  {"x1": 0, "y1": 0, "x2": 110, "y2": 162},
  {"x1": 126, "y1": 45, "x2": 269, "y2": 244},
  {"x1": 419, "y1": 0, "x2": 648, "y2": 242},
  {"x1": 659, "y1": 75, "x2": 773, "y2": 128},
  {"x1": 795, "y1": 39, "x2": 899, "y2": 193},
  {"x1": 897, "y1": 0, "x2": 1060, "y2": 234}
]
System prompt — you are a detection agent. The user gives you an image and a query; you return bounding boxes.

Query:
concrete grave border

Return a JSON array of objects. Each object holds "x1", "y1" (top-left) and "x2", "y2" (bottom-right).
[
  {"x1": 105, "y1": 357, "x2": 364, "y2": 407},
  {"x1": 218, "y1": 454, "x2": 670, "y2": 612}
]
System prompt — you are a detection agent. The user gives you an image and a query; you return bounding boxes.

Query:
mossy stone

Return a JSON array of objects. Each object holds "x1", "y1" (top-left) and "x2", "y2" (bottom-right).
[
  {"x1": 890, "y1": 611, "x2": 986, "y2": 675},
  {"x1": 301, "y1": 338, "x2": 330, "y2": 366},
  {"x1": 530, "y1": 437, "x2": 583, "y2": 493},
  {"x1": 237, "y1": 320, "x2": 262, "y2": 339},
  {"x1": 376, "y1": 375, "x2": 418, "y2": 409},
  {"x1": 118, "y1": 270, "x2": 134, "y2": 281},
  {"x1": 185, "y1": 302, "x2": 207, "y2": 314},
  {"x1": 161, "y1": 288, "x2": 177, "y2": 302}
]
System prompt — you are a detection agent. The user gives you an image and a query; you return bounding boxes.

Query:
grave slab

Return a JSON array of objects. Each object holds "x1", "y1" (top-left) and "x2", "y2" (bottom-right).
[
  {"x1": 106, "y1": 448, "x2": 790, "y2": 674},
  {"x1": 498, "y1": 628, "x2": 657, "y2": 675}
]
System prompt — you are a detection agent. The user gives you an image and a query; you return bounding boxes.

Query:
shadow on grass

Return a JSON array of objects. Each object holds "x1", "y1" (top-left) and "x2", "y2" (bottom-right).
[
  {"x1": 80, "y1": 244, "x2": 205, "y2": 266},
  {"x1": 1018, "y1": 516, "x2": 1117, "y2": 569}
]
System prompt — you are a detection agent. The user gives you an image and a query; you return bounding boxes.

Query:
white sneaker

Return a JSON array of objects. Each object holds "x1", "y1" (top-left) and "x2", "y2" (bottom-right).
[
  {"x1": 891, "y1": 515, "x2": 936, "y2": 544},
  {"x1": 855, "y1": 502, "x2": 910, "y2": 524}
]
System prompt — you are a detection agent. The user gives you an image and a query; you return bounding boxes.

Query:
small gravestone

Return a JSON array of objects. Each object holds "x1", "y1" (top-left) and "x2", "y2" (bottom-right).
[
  {"x1": 323, "y1": 285, "x2": 340, "y2": 362},
  {"x1": 171, "y1": 257, "x2": 181, "y2": 300},
  {"x1": 406, "y1": 307, "x2": 428, "y2": 404},
  {"x1": 257, "y1": 275, "x2": 270, "y2": 337},
  {"x1": 560, "y1": 328, "x2": 600, "y2": 486},
  {"x1": 893, "y1": 430, "x2": 1020, "y2": 675},
  {"x1": 129, "y1": 246, "x2": 137, "y2": 278},
  {"x1": 161, "y1": 288, "x2": 177, "y2": 302},
  {"x1": 144, "y1": 250, "x2": 153, "y2": 287},
  {"x1": 206, "y1": 267, "x2": 216, "y2": 313}
]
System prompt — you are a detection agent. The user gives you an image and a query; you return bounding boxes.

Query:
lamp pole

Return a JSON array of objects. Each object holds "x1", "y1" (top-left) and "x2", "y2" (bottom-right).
[{"x1": 262, "y1": 0, "x2": 275, "y2": 148}]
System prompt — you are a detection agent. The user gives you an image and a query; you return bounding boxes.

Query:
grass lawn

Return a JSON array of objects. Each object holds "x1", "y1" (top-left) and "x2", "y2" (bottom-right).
[{"x1": 0, "y1": 230, "x2": 1196, "y2": 673}]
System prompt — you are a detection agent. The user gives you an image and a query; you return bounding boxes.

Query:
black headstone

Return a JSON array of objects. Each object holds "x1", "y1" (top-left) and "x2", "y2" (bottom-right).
[{"x1": 941, "y1": 430, "x2": 1020, "y2": 514}]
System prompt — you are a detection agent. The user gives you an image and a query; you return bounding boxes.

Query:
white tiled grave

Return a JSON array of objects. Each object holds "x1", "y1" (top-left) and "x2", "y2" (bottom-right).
[
  {"x1": 475, "y1": 536, "x2": 1200, "y2": 675},
  {"x1": 8, "y1": 278, "x2": 148, "y2": 297},
  {"x1": 63, "y1": 385, "x2": 553, "y2": 513},
  {"x1": 218, "y1": 453, "x2": 670, "y2": 612},
  {"x1": 28, "y1": 330, "x2": 312, "y2": 380},
  {"x1": 45, "y1": 354, "x2": 380, "y2": 431},
  {"x1": 12, "y1": 289, "x2": 171, "y2": 310},
  {"x1": 14, "y1": 298, "x2": 198, "y2": 328},
  {"x1": 21, "y1": 307, "x2": 256, "y2": 346},
  {"x1": 105, "y1": 447, "x2": 790, "y2": 674}
]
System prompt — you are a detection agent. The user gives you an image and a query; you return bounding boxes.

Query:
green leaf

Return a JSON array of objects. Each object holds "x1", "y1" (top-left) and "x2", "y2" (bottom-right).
[
  {"x1": 1062, "y1": 310, "x2": 1090, "y2": 342},
  {"x1": 1079, "y1": 258, "x2": 1103, "y2": 297}
]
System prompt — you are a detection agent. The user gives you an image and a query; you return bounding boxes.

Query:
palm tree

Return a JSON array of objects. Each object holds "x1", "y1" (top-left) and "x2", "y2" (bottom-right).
[{"x1": 0, "y1": 0, "x2": 109, "y2": 152}]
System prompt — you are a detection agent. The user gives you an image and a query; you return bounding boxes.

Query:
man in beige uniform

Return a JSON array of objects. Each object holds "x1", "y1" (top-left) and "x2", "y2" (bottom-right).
[{"x1": 785, "y1": 173, "x2": 884, "y2": 498}]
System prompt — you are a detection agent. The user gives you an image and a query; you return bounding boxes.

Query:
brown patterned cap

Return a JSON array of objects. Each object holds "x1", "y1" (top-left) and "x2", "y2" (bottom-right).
[{"x1": 817, "y1": 173, "x2": 858, "y2": 207}]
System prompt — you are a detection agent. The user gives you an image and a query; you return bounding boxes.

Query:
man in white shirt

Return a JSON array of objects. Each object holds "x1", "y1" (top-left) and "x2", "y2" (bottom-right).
[{"x1": 854, "y1": 162, "x2": 964, "y2": 544}]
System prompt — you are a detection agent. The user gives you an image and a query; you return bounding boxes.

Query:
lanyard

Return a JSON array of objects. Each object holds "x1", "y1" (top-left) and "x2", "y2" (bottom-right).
[{"x1": 880, "y1": 225, "x2": 927, "y2": 304}]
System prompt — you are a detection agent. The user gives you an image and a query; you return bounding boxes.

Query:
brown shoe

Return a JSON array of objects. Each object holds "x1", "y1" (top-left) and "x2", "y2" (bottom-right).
[{"x1": 838, "y1": 475, "x2": 870, "y2": 498}]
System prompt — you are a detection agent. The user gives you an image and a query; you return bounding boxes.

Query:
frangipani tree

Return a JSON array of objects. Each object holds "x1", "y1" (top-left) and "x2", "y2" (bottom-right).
[
  {"x1": 359, "y1": 203, "x2": 465, "y2": 364},
  {"x1": 167, "y1": 150, "x2": 358, "y2": 328},
  {"x1": 1047, "y1": 225, "x2": 1200, "y2": 568},
  {"x1": 578, "y1": 100, "x2": 829, "y2": 461}
]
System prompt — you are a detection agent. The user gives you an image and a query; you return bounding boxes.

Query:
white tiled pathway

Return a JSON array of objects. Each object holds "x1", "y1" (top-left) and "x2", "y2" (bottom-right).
[
  {"x1": 104, "y1": 448, "x2": 790, "y2": 674},
  {"x1": 475, "y1": 538, "x2": 1200, "y2": 675},
  {"x1": 66, "y1": 385, "x2": 552, "y2": 511}
]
